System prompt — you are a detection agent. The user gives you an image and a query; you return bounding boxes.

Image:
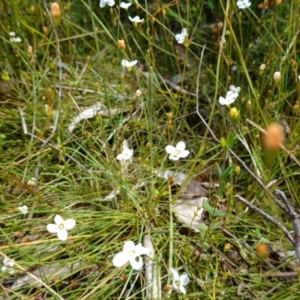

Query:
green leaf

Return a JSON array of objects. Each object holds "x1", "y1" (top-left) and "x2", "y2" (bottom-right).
[
  {"x1": 210, "y1": 221, "x2": 222, "y2": 230},
  {"x1": 197, "y1": 223, "x2": 208, "y2": 232},
  {"x1": 202, "y1": 201, "x2": 213, "y2": 214},
  {"x1": 222, "y1": 165, "x2": 232, "y2": 178},
  {"x1": 226, "y1": 132, "x2": 235, "y2": 149},
  {"x1": 212, "y1": 211, "x2": 226, "y2": 218},
  {"x1": 216, "y1": 164, "x2": 223, "y2": 179}
]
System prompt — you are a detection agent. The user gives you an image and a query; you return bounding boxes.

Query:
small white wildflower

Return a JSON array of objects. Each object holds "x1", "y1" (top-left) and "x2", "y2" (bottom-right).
[
  {"x1": 175, "y1": 28, "x2": 188, "y2": 44},
  {"x1": 116, "y1": 140, "x2": 133, "y2": 162},
  {"x1": 120, "y1": 2, "x2": 132, "y2": 9},
  {"x1": 129, "y1": 16, "x2": 144, "y2": 23},
  {"x1": 121, "y1": 59, "x2": 138, "y2": 68},
  {"x1": 2, "y1": 257, "x2": 15, "y2": 275},
  {"x1": 18, "y1": 205, "x2": 28, "y2": 215},
  {"x1": 169, "y1": 268, "x2": 189, "y2": 294},
  {"x1": 47, "y1": 214, "x2": 76, "y2": 241},
  {"x1": 166, "y1": 141, "x2": 190, "y2": 161},
  {"x1": 219, "y1": 85, "x2": 240, "y2": 105},
  {"x1": 99, "y1": 0, "x2": 115, "y2": 8},
  {"x1": 112, "y1": 241, "x2": 150, "y2": 270},
  {"x1": 237, "y1": 0, "x2": 251, "y2": 9},
  {"x1": 298, "y1": 75, "x2": 300, "y2": 82}
]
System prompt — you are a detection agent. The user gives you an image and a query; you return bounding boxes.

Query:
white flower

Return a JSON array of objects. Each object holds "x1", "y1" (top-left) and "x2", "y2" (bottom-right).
[
  {"x1": 169, "y1": 268, "x2": 189, "y2": 294},
  {"x1": 47, "y1": 215, "x2": 76, "y2": 241},
  {"x1": 237, "y1": 0, "x2": 251, "y2": 9},
  {"x1": 121, "y1": 59, "x2": 138, "y2": 68},
  {"x1": 175, "y1": 28, "x2": 188, "y2": 44},
  {"x1": 18, "y1": 205, "x2": 28, "y2": 215},
  {"x1": 112, "y1": 241, "x2": 150, "y2": 270},
  {"x1": 116, "y1": 139, "x2": 133, "y2": 162},
  {"x1": 99, "y1": 0, "x2": 115, "y2": 8},
  {"x1": 166, "y1": 141, "x2": 190, "y2": 161},
  {"x1": 2, "y1": 257, "x2": 15, "y2": 275},
  {"x1": 120, "y1": 2, "x2": 132, "y2": 9},
  {"x1": 219, "y1": 85, "x2": 241, "y2": 105},
  {"x1": 129, "y1": 16, "x2": 144, "y2": 23}
]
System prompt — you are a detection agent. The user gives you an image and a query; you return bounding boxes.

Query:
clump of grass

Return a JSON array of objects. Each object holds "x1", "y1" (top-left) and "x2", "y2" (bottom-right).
[{"x1": 1, "y1": 0, "x2": 300, "y2": 299}]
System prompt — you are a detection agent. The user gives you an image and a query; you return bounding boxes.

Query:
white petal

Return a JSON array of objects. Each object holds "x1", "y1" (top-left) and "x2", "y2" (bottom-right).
[
  {"x1": 99, "y1": 0, "x2": 106, "y2": 8},
  {"x1": 179, "y1": 285, "x2": 187, "y2": 294},
  {"x1": 57, "y1": 229, "x2": 68, "y2": 241},
  {"x1": 47, "y1": 224, "x2": 58, "y2": 233},
  {"x1": 64, "y1": 219, "x2": 76, "y2": 230},
  {"x1": 123, "y1": 241, "x2": 135, "y2": 253},
  {"x1": 166, "y1": 145, "x2": 175, "y2": 155},
  {"x1": 134, "y1": 243, "x2": 150, "y2": 256},
  {"x1": 169, "y1": 154, "x2": 180, "y2": 161},
  {"x1": 181, "y1": 28, "x2": 187, "y2": 36},
  {"x1": 169, "y1": 268, "x2": 179, "y2": 281},
  {"x1": 180, "y1": 273, "x2": 190, "y2": 286},
  {"x1": 54, "y1": 214, "x2": 64, "y2": 225},
  {"x1": 179, "y1": 150, "x2": 190, "y2": 158},
  {"x1": 175, "y1": 34, "x2": 184, "y2": 44},
  {"x1": 219, "y1": 96, "x2": 227, "y2": 105},
  {"x1": 107, "y1": 0, "x2": 115, "y2": 6},
  {"x1": 176, "y1": 141, "x2": 186, "y2": 151},
  {"x1": 112, "y1": 252, "x2": 129, "y2": 267},
  {"x1": 120, "y1": 2, "x2": 132, "y2": 9},
  {"x1": 129, "y1": 256, "x2": 143, "y2": 270},
  {"x1": 116, "y1": 153, "x2": 125, "y2": 160},
  {"x1": 3, "y1": 257, "x2": 11, "y2": 266},
  {"x1": 1, "y1": 266, "x2": 7, "y2": 272}
]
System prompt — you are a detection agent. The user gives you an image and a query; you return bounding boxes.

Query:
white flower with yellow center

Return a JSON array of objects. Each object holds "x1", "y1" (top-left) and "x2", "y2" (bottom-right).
[
  {"x1": 169, "y1": 268, "x2": 189, "y2": 294},
  {"x1": 166, "y1": 141, "x2": 190, "y2": 161},
  {"x1": 112, "y1": 241, "x2": 150, "y2": 270},
  {"x1": 47, "y1": 215, "x2": 76, "y2": 241}
]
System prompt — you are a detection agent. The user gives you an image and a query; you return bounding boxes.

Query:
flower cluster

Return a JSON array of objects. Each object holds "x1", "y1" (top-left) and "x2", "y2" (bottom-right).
[{"x1": 219, "y1": 85, "x2": 241, "y2": 106}]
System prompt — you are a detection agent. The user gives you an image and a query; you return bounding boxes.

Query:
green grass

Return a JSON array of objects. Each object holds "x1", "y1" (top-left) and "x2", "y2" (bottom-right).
[{"x1": 1, "y1": 0, "x2": 300, "y2": 299}]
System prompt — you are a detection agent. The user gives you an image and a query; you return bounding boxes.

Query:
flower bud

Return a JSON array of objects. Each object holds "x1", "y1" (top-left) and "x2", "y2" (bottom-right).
[
  {"x1": 118, "y1": 39, "x2": 126, "y2": 50},
  {"x1": 229, "y1": 107, "x2": 239, "y2": 122},
  {"x1": 273, "y1": 71, "x2": 281, "y2": 81},
  {"x1": 51, "y1": 2, "x2": 61, "y2": 18},
  {"x1": 262, "y1": 122, "x2": 284, "y2": 151}
]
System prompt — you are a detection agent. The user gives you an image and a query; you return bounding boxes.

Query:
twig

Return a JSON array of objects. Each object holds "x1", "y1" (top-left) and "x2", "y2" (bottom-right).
[
  {"x1": 274, "y1": 189, "x2": 300, "y2": 263},
  {"x1": 235, "y1": 194, "x2": 295, "y2": 246}
]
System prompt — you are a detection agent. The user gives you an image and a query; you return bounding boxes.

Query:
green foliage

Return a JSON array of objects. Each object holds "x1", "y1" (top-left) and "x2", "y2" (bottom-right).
[{"x1": 0, "y1": 0, "x2": 300, "y2": 299}]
